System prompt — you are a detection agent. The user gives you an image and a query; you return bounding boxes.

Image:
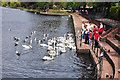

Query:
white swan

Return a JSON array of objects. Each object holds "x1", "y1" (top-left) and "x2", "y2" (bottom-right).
[
  {"x1": 48, "y1": 50, "x2": 56, "y2": 57},
  {"x1": 38, "y1": 40, "x2": 41, "y2": 44},
  {"x1": 59, "y1": 43, "x2": 66, "y2": 53},
  {"x1": 30, "y1": 39, "x2": 32, "y2": 44},
  {"x1": 60, "y1": 47, "x2": 66, "y2": 53},
  {"x1": 67, "y1": 33, "x2": 73, "y2": 37},
  {"x1": 22, "y1": 45, "x2": 32, "y2": 50},
  {"x1": 34, "y1": 37, "x2": 37, "y2": 41},
  {"x1": 47, "y1": 41, "x2": 53, "y2": 51},
  {"x1": 40, "y1": 43, "x2": 48, "y2": 47},
  {"x1": 48, "y1": 47, "x2": 59, "y2": 57},
  {"x1": 42, "y1": 56, "x2": 54, "y2": 61},
  {"x1": 47, "y1": 46, "x2": 53, "y2": 51},
  {"x1": 60, "y1": 34, "x2": 66, "y2": 53}
]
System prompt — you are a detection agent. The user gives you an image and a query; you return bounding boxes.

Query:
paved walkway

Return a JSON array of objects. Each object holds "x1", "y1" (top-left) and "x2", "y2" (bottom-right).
[
  {"x1": 72, "y1": 14, "x2": 119, "y2": 79},
  {"x1": 96, "y1": 18, "x2": 119, "y2": 27}
]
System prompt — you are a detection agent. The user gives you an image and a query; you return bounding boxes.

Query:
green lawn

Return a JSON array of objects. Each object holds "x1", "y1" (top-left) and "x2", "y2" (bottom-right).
[
  {"x1": 51, "y1": 11, "x2": 70, "y2": 15},
  {"x1": 20, "y1": 8, "x2": 71, "y2": 15}
]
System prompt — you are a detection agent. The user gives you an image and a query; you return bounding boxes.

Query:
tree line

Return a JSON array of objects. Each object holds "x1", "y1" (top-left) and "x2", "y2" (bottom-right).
[{"x1": 1, "y1": 2, "x2": 120, "y2": 21}]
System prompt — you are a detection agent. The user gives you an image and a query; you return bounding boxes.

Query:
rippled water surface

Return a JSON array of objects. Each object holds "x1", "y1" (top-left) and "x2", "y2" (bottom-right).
[{"x1": 2, "y1": 7, "x2": 94, "y2": 78}]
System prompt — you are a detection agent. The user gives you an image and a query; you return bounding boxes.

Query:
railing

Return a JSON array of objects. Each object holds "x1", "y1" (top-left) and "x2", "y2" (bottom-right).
[
  {"x1": 80, "y1": 14, "x2": 117, "y2": 79},
  {"x1": 80, "y1": 30, "x2": 104, "y2": 79},
  {"x1": 92, "y1": 42, "x2": 104, "y2": 80}
]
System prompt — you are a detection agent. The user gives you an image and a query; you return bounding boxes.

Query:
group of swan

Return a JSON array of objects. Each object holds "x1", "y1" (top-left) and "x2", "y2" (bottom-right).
[
  {"x1": 13, "y1": 30, "x2": 76, "y2": 61},
  {"x1": 13, "y1": 31, "x2": 36, "y2": 56},
  {"x1": 41, "y1": 33, "x2": 76, "y2": 61}
]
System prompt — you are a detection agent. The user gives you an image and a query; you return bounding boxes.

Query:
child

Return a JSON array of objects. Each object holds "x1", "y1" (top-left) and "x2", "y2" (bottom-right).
[
  {"x1": 94, "y1": 31, "x2": 100, "y2": 48},
  {"x1": 89, "y1": 30, "x2": 92, "y2": 46}
]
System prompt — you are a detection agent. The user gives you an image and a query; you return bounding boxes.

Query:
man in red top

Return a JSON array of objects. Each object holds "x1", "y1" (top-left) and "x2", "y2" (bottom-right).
[
  {"x1": 93, "y1": 26, "x2": 99, "y2": 34},
  {"x1": 86, "y1": 11, "x2": 88, "y2": 15},
  {"x1": 94, "y1": 31, "x2": 100, "y2": 48}
]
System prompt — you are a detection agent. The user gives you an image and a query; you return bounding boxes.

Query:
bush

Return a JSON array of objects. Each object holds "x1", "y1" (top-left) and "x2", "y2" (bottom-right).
[
  {"x1": 2, "y1": 2, "x2": 8, "y2": 7},
  {"x1": 10, "y1": 2, "x2": 17, "y2": 8},
  {"x1": 109, "y1": 5, "x2": 120, "y2": 21}
]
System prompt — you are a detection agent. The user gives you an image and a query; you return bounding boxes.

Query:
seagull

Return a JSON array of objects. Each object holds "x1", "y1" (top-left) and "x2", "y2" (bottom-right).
[
  {"x1": 99, "y1": 52, "x2": 104, "y2": 57},
  {"x1": 23, "y1": 39, "x2": 28, "y2": 43},
  {"x1": 15, "y1": 42, "x2": 18, "y2": 46},
  {"x1": 14, "y1": 37, "x2": 20, "y2": 42},
  {"x1": 26, "y1": 36, "x2": 29, "y2": 39},
  {"x1": 8, "y1": 28, "x2": 11, "y2": 31},
  {"x1": 118, "y1": 69, "x2": 120, "y2": 73},
  {"x1": 87, "y1": 64, "x2": 92, "y2": 70},
  {"x1": 110, "y1": 75, "x2": 113, "y2": 79},
  {"x1": 106, "y1": 73, "x2": 109, "y2": 77},
  {"x1": 16, "y1": 51, "x2": 21, "y2": 56}
]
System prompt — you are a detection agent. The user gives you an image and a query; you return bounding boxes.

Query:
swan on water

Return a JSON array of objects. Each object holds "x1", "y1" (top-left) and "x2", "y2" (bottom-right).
[
  {"x1": 60, "y1": 47, "x2": 66, "y2": 53},
  {"x1": 40, "y1": 43, "x2": 48, "y2": 47},
  {"x1": 48, "y1": 50, "x2": 56, "y2": 57},
  {"x1": 34, "y1": 37, "x2": 37, "y2": 41},
  {"x1": 47, "y1": 41, "x2": 53, "y2": 51},
  {"x1": 38, "y1": 40, "x2": 42, "y2": 44},
  {"x1": 42, "y1": 56, "x2": 54, "y2": 61},
  {"x1": 48, "y1": 41, "x2": 59, "y2": 56},
  {"x1": 48, "y1": 39, "x2": 53, "y2": 46},
  {"x1": 22, "y1": 45, "x2": 32, "y2": 50},
  {"x1": 48, "y1": 47, "x2": 59, "y2": 57},
  {"x1": 30, "y1": 39, "x2": 32, "y2": 44},
  {"x1": 47, "y1": 46, "x2": 53, "y2": 51}
]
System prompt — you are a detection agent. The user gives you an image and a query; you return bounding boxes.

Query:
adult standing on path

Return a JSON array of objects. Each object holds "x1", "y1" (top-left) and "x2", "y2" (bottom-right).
[
  {"x1": 99, "y1": 23, "x2": 103, "y2": 35},
  {"x1": 94, "y1": 31, "x2": 100, "y2": 48},
  {"x1": 84, "y1": 25, "x2": 89, "y2": 44},
  {"x1": 82, "y1": 22, "x2": 85, "y2": 39}
]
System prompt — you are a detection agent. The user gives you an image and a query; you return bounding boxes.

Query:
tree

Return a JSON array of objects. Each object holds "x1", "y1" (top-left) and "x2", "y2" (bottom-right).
[
  {"x1": 37, "y1": 2, "x2": 49, "y2": 12},
  {"x1": 2, "y1": 2, "x2": 8, "y2": 7},
  {"x1": 10, "y1": 2, "x2": 17, "y2": 8}
]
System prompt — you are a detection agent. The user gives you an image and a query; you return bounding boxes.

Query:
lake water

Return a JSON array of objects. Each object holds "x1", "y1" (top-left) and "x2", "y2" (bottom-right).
[{"x1": 2, "y1": 7, "x2": 94, "y2": 79}]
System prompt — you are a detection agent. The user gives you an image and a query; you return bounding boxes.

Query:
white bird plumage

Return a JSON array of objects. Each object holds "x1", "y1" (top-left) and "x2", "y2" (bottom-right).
[
  {"x1": 22, "y1": 45, "x2": 32, "y2": 50},
  {"x1": 42, "y1": 56, "x2": 54, "y2": 61}
]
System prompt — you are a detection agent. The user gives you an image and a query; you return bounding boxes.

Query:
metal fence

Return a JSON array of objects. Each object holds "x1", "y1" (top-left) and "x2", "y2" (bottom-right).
[{"x1": 80, "y1": 31, "x2": 104, "y2": 79}]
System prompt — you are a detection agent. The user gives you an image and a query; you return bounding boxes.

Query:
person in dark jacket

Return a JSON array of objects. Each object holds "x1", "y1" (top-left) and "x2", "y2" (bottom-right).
[{"x1": 84, "y1": 25, "x2": 89, "y2": 44}]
